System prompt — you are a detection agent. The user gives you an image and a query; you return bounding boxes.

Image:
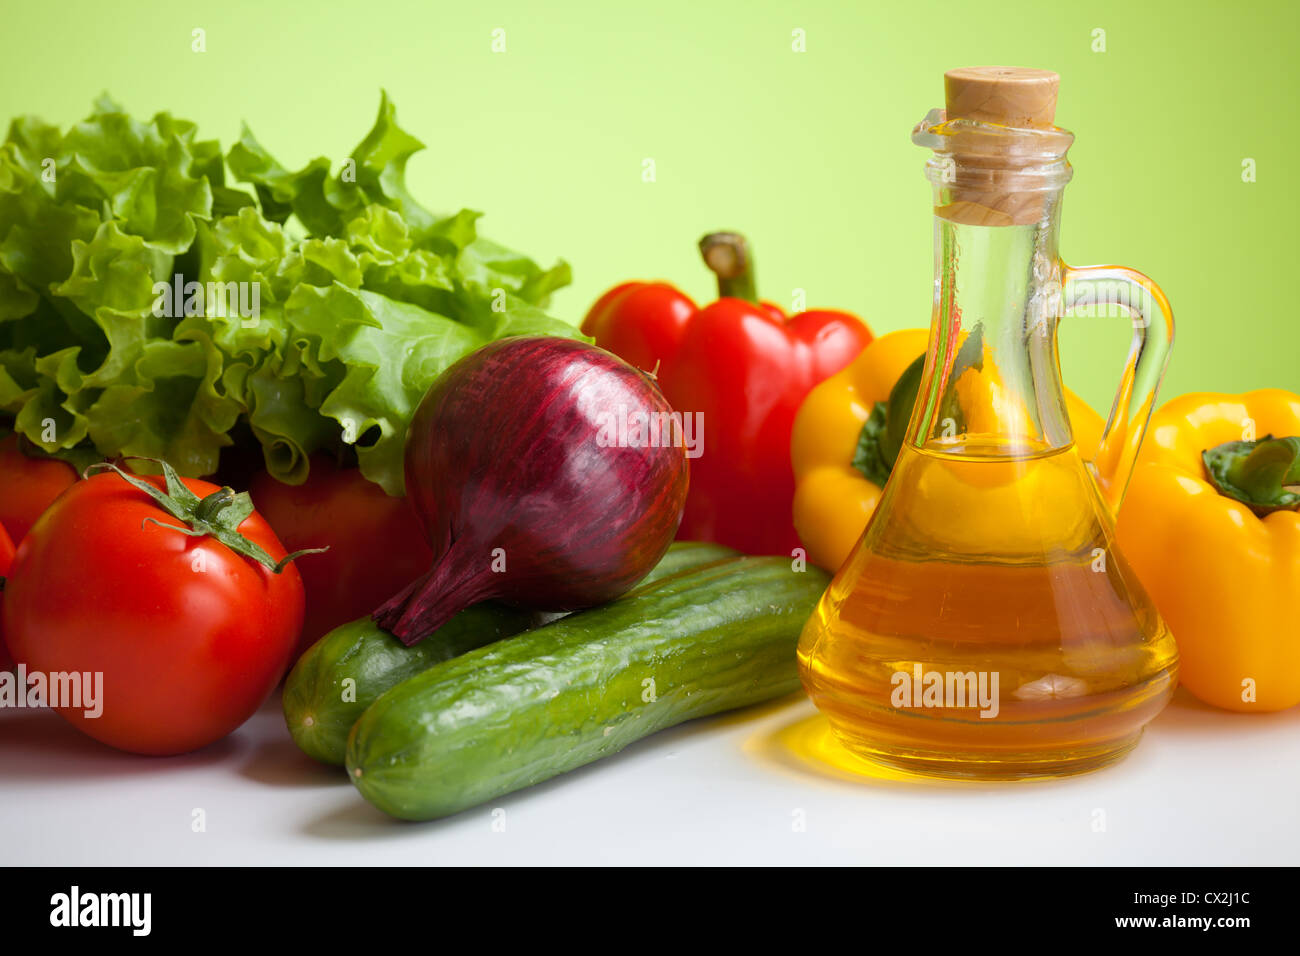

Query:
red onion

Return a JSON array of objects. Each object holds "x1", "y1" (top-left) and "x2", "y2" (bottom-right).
[{"x1": 373, "y1": 337, "x2": 690, "y2": 645}]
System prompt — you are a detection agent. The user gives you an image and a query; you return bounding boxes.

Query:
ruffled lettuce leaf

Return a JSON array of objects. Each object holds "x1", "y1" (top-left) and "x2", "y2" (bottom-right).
[{"x1": 0, "y1": 92, "x2": 581, "y2": 495}]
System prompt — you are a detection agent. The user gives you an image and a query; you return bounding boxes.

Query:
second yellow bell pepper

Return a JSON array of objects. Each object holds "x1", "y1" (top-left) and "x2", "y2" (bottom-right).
[
  {"x1": 1116, "y1": 390, "x2": 1300, "y2": 712},
  {"x1": 791, "y1": 329, "x2": 1105, "y2": 571}
]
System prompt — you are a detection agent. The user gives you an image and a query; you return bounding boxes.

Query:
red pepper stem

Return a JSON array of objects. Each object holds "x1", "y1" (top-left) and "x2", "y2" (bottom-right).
[{"x1": 699, "y1": 232, "x2": 759, "y2": 304}]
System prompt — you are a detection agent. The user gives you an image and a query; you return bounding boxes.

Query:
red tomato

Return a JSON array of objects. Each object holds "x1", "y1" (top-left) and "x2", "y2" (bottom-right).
[
  {"x1": 0, "y1": 521, "x2": 13, "y2": 671},
  {"x1": 2, "y1": 471, "x2": 304, "y2": 755},
  {"x1": 250, "y1": 455, "x2": 433, "y2": 658},
  {"x1": 0, "y1": 435, "x2": 78, "y2": 543}
]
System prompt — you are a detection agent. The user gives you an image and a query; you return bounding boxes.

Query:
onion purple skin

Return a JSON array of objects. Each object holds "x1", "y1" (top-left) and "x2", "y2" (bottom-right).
[{"x1": 373, "y1": 336, "x2": 690, "y2": 645}]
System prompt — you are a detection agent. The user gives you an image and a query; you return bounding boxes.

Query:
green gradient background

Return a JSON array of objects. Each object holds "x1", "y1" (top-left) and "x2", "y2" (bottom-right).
[{"x1": 2, "y1": 0, "x2": 1295, "y2": 414}]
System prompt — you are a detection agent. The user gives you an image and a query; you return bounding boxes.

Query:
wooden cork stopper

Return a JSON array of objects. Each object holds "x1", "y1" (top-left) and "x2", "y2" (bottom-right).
[
  {"x1": 936, "y1": 67, "x2": 1062, "y2": 226},
  {"x1": 944, "y1": 67, "x2": 1059, "y2": 129}
]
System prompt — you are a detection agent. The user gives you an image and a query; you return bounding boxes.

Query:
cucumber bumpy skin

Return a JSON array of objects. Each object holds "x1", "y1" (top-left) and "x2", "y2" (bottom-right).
[
  {"x1": 346, "y1": 555, "x2": 830, "y2": 821},
  {"x1": 283, "y1": 541, "x2": 738, "y2": 764},
  {"x1": 283, "y1": 604, "x2": 533, "y2": 765}
]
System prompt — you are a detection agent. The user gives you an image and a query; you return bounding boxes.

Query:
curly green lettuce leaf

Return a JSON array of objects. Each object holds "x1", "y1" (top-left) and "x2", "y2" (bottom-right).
[
  {"x1": 0, "y1": 139, "x2": 101, "y2": 318},
  {"x1": 282, "y1": 283, "x2": 483, "y2": 494},
  {"x1": 52, "y1": 220, "x2": 173, "y2": 384},
  {"x1": 58, "y1": 103, "x2": 214, "y2": 255},
  {"x1": 458, "y1": 236, "x2": 572, "y2": 308},
  {"x1": 347, "y1": 92, "x2": 435, "y2": 239},
  {"x1": 0, "y1": 92, "x2": 583, "y2": 494},
  {"x1": 82, "y1": 334, "x2": 239, "y2": 476},
  {"x1": 0, "y1": 267, "x2": 38, "y2": 321}
]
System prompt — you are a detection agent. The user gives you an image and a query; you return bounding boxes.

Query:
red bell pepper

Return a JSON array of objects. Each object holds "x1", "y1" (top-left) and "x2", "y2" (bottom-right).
[{"x1": 582, "y1": 233, "x2": 872, "y2": 555}]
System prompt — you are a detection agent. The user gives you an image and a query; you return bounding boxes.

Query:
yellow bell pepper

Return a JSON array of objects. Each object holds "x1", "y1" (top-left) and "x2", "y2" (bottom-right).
[
  {"x1": 1116, "y1": 390, "x2": 1300, "y2": 712},
  {"x1": 791, "y1": 329, "x2": 1105, "y2": 571}
]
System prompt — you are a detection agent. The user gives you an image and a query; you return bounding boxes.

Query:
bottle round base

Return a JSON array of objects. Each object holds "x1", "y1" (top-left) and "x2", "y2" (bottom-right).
[{"x1": 826, "y1": 725, "x2": 1143, "y2": 781}]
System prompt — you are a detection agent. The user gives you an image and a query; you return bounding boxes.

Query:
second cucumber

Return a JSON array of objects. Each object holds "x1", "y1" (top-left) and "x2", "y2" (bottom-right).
[
  {"x1": 347, "y1": 555, "x2": 830, "y2": 821},
  {"x1": 284, "y1": 541, "x2": 738, "y2": 764}
]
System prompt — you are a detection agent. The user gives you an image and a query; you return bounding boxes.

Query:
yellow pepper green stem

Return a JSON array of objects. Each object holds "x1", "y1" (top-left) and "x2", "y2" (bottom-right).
[{"x1": 1202, "y1": 435, "x2": 1300, "y2": 515}]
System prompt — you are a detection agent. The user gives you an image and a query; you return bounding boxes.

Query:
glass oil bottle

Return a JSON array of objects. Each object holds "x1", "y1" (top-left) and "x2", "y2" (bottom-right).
[{"x1": 797, "y1": 67, "x2": 1179, "y2": 779}]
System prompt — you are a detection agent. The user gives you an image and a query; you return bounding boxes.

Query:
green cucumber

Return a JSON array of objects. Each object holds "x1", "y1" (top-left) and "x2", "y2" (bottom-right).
[
  {"x1": 347, "y1": 555, "x2": 830, "y2": 821},
  {"x1": 283, "y1": 603, "x2": 533, "y2": 765},
  {"x1": 283, "y1": 541, "x2": 738, "y2": 764}
]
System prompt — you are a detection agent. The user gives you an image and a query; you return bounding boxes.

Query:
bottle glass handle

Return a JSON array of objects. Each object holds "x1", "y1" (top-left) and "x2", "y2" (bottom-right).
[{"x1": 1061, "y1": 263, "x2": 1174, "y2": 507}]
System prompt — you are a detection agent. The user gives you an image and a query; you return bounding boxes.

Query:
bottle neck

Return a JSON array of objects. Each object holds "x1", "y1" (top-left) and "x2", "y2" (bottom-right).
[{"x1": 907, "y1": 182, "x2": 1073, "y2": 456}]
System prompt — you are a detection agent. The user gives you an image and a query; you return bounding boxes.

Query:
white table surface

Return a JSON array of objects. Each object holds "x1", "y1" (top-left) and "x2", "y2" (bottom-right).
[{"x1": 2, "y1": 687, "x2": 1297, "y2": 866}]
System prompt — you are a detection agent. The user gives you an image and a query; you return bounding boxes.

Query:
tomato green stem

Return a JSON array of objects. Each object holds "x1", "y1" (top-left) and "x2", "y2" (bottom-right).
[
  {"x1": 83, "y1": 458, "x2": 328, "y2": 573},
  {"x1": 699, "y1": 232, "x2": 759, "y2": 304},
  {"x1": 195, "y1": 487, "x2": 237, "y2": 523}
]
